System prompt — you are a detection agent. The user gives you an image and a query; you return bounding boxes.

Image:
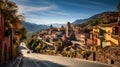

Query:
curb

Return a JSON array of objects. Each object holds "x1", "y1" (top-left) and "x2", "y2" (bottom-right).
[
  {"x1": 3, "y1": 55, "x2": 23, "y2": 67},
  {"x1": 16, "y1": 55, "x2": 23, "y2": 67}
]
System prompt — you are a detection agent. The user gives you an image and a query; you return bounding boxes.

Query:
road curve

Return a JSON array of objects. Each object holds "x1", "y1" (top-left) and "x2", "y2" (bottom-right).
[{"x1": 19, "y1": 42, "x2": 114, "y2": 67}]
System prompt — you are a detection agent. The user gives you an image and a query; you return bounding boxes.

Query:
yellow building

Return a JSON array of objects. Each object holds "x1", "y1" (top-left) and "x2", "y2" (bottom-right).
[
  {"x1": 99, "y1": 23, "x2": 120, "y2": 47},
  {"x1": 92, "y1": 26, "x2": 101, "y2": 46},
  {"x1": 87, "y1": 22, "x2": 120, "y2": 51}
]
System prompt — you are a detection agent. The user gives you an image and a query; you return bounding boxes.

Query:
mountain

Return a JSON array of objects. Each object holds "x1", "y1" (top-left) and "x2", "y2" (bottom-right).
[
  {"x1": 72, "y1": 19, "x2": 87, "y2": 24},
  {"x1": 72, "y1": 13, "x2": 103, "y2": 24},
  {"x1": 73, "y1": 11, "x2": 118, "y2": 30},
  {"x1": 23, "y1": 22, "x2": 49, "y2": 32}
]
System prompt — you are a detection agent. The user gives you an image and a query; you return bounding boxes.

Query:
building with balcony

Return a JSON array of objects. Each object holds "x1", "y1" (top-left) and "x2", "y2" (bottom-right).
[{"x1": 87, "y1": 22, "x2": 120, "y2": 51}]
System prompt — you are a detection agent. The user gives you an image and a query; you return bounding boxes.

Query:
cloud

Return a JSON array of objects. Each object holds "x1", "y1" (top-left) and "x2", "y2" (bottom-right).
[
  {"x1": 11, "y1": 0, "x2": 29, "y2": 4},
  {"x1": 61, "y1": 1, "x2": 94, "y2": 9},
  {"x1": 61, "y1": 0, "x2": 107, "y2": 10},
  {"x1": 11, "y1": 0, "x2": 57, "y2": 14},
  {"x1": 18, "y1": 4, "x2": 57, "y2": 13},
  {"x1": 87, "y1": 0, "x2": 107, "y2": 7},
  {"x1": 48, "y1": 11, "x2": 69, "y2": 16},
  {"x1": 13, "y1": 0, "x2": 105, "y2": 25},
  {"x1": 25, "y1": 17, "x2": 68, "y2": 25}
]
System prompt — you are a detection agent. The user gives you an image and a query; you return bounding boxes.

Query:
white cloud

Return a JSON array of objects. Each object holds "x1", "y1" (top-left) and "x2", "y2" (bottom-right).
[
  {"x1": 61, "y1": 1, "x2": 93, "y2": 9},
  {"x1": 87, "y1": 0, "x2": 107, "y2": 7},
  {"x1": 25, "y1": 16, "x2": 72, "y2": 25},
  {"x1": 18, "y1": 4, "x2": 57, "y2": 14},
  {"x1": 11, "y1": 0, "x2": 72, "y2": 24},
  {"x1": 48, "y1": 11, "x2": 69, "y2": 16},
  {"x1": 11, "y1": 0, "x2": 57, "y2": 14}
]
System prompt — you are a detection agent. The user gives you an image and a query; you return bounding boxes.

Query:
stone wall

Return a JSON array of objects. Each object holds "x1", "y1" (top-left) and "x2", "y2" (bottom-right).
[{"x1": 88, "y1": 46, "x2": 120, "y2": 66}]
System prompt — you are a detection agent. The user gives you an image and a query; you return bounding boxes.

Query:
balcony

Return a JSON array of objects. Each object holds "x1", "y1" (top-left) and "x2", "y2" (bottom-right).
[{"x1": 111, "y1": 35, "x2": 120, "y2": 39}]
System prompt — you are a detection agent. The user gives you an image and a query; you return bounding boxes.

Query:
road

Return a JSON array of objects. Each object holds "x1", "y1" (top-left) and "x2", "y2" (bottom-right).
[{"x1": 19, "y1": 42, "x2": 114, "y2": 67}]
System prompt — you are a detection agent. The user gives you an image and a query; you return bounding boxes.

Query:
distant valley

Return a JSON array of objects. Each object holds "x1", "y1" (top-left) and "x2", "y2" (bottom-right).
[{"x1": 23, "y1": 22, "x2": 49, "y2": 32}]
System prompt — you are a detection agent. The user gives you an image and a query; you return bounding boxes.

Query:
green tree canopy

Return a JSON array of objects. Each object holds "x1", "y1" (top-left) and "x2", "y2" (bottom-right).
[{"x1": 0, "y1": 0, "x2": 27, "y2": 40}]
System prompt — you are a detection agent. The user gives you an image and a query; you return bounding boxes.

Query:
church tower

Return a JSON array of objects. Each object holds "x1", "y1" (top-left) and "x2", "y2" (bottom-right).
[{"x1": 66, "y1": 22, "x2": 72, "y2": 37}]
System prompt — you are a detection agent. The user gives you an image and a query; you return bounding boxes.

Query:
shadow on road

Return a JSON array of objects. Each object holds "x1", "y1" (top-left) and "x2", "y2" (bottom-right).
[{"x1": 20, "y1": 57, "x2": 67, "y2": 67}]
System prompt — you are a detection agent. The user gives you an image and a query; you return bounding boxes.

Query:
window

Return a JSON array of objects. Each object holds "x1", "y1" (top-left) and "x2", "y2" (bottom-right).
[
  {"x1": 113, "y1": 27, "x2": 118, "y2": 35},
  {"x1": 107, "y1": 30, "x2": 111, "y2": 35}
]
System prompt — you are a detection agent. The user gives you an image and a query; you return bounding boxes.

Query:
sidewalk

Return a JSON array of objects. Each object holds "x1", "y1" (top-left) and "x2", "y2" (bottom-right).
[{"x1": 3, "y1": 55, "x2": 23, "y2": 67}]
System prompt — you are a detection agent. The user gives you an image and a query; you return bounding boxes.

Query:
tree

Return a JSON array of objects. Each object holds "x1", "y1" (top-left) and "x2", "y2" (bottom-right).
[
  {"x1": 0, "y1": 0, "x2": 27, "y2": 40},
  {"x1": 0, "y1": 0, "x2": 18, "y2": 21},
  {"x1": 54, "y1": 39, "x2": 62, "y2": 52},
  {"x1": 20, "y1": 27, "x2": 27, "y2": 40}
]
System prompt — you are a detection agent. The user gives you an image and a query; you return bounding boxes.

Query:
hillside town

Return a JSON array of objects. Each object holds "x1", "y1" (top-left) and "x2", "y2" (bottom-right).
[
  {"x1": 27, "y1": 12, "x2": 120, "y2": 66},
  {"x1": 0, "y1": 0, "x2": 120, "y2": 67}
]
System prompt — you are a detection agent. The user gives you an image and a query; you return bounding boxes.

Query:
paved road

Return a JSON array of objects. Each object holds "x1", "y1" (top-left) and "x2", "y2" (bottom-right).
[{"x1": 19, "y1": 42, "x2": 114, "y2": 67}]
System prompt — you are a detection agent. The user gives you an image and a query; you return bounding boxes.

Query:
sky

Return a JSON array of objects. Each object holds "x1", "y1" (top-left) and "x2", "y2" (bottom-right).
[{"x1": 11, "y1": 0, "x2": 120, "y2": 25}]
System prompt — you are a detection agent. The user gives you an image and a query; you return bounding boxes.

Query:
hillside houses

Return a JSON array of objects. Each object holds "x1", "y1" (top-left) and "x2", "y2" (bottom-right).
[
  {"x1": 37, "y1": 16, "x2": 120, "y2": 52},
  {"x1": 39, "y1": 22, "x2": 87, "y2": 47},
  {"x1": 87, "y1": 22, "x2": 120, "y2": 51}
]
